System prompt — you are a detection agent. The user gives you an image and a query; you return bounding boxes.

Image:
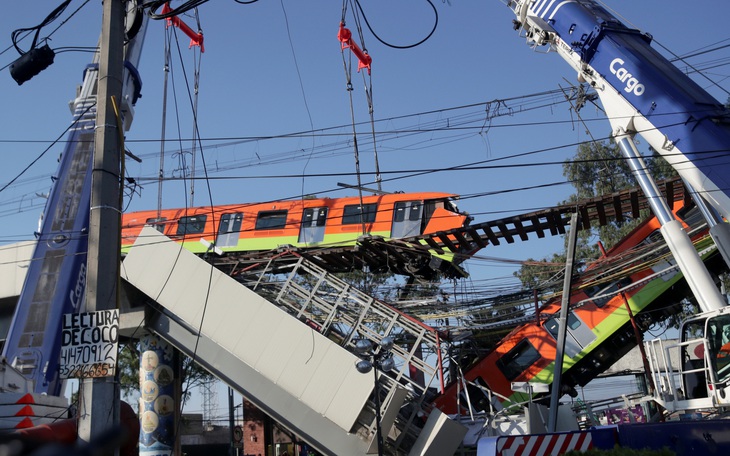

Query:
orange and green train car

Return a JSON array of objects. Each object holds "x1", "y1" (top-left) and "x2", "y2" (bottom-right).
[
  {"x1": 432, "y1": 200, "x2": 722, "y2": 414},
  {"x1": 121, "y1": 191, "x2": 471, "y2": 267}
]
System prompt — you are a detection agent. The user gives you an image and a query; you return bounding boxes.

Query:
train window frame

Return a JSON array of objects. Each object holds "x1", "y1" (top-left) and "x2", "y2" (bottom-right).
[
  {"x1": 218, "y1": 212, "x2": 243, "y2": 234},
  {"x1": 393, "y1": 202, "x2": 407, "y2": 223},
  {"x1": 176, "y1": 215, "x2": 207, "y2": 236},
  {"x1": 342, "y1": 203, "x2": 377, "y2": 225},
  {"x1": 256, "y1": 210, "x2": 288, "y2": 230},
  {"x1": 393, "y1": 201, "x2": 423, "y2": 223},
  {"x1": 409, "y1": 202, "x2": 423, "y2": 221},
  {"x1": 544, "y1": 314, "x2": 585, "y2": 337},
  {"x1": 301, "y1": 207, "x2": 328, "y2": 228},
  {"x1": 568, "y1": 313, "x2": 582, "y2": 330},
  {"x1": 145, "y1": 217, "x2": 168, "y2": 233},
  {"x1": 496, "y1": 339, "x2": 541, "y2": 381},
  {"x1": 676, "y1": 205, "x2": 702, "y2": 227},
  {"x1": 584, "y1": 277, "x2": 632, "y2": 308}
]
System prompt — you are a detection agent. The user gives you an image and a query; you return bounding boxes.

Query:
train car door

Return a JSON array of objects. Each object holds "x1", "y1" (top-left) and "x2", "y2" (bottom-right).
[
  {"x1": 217, "y1": 212, "x2": 243, "y2": 247},
  {"x1": 545, "y1": 313, "x2": 597, "y2": 358},
  {"x1": 391, "y1": 201, "x2": 423, "y2": 238},
  {"x1": 299, "y1": 207, "x2": 328, "y2": 244}
]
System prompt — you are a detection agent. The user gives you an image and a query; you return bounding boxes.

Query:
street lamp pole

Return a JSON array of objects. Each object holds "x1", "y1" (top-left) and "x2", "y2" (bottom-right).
[
  {"x1": 372, "y1": 364, "x2": 384, "y2": 456},
  {"x1": 355, "y1": 337, "x2": 395, "y2": 456}
]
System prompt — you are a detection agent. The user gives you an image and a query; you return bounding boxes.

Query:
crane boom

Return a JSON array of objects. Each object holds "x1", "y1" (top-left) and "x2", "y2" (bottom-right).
[
  {"x1": 508, "y1": 0, "x2": 730, "y2": 220},
  {"x1": 506, "y1": 0, "x2": 730, "y2": 314},
  {"x1": 1, "y1": 11, "x2": 148, "y2": 396}
]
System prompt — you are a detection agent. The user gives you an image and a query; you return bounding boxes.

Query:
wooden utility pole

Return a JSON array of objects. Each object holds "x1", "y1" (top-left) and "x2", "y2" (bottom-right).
[{"x1": 77, "y1": 0, "x2": 124, "y2": 449}]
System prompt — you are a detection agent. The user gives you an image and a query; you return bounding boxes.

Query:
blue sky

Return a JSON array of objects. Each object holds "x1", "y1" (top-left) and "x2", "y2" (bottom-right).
[
  {"x1": 2, "y1": 1, "x2": 730, "y2": 412},
  {"x1": 2, "y1": 1, "x2": 728, "y2": 268}
]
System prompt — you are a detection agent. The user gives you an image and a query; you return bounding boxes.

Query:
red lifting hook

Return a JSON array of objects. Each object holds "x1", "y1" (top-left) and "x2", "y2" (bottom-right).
[
  {"x1": 338, "y1": 23, "x2": 371, "y2": 74},
  {"x1": 162, "y1": 2, "x2": 205, "y2": 53}
]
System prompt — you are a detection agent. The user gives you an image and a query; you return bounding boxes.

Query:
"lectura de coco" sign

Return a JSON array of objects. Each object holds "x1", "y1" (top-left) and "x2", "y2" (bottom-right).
[{"x1": 60, "y1": 309, "x2": 119, "y2": 378}]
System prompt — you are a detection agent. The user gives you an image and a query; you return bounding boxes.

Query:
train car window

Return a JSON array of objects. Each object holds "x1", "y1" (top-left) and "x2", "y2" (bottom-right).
[
  {"x1": 393, "y1": 202, "x2": 407, "y2": 223},
  {"x1": 544, "y1": 315, "x2": 586, "y2": 336},
  {"x1": 299, "y1": 207, "x2": 328, "y2": 244},
  {"x1": 392, "y1": 201, "x2": 424, "y2": 238},
  {"x1": 342, "y1": 203, "x2": 377, "y2": 225},
  {"x1": 568, "y1": 314, "x2": 582, "y2": 330},
  {"x1": 639, "y1": 229, "x2": 681, "y2": 280},
  {"x1": 256, "y1": 210, "x2": 288, "y2": 230},
  {"x1": 584, "y1": 277, "x2": 632, "y2": 307},
  {"x1": 145, "y1": 217, "x2": 167, "y2": 233},
  {"x1": 302, "y1": 207, "x2": 328, "y2": 227},
  {"x1": 545, "y1": 313, "x2": 583, "y2": 334},
  {"x1": 176, "y1": 215, "x2": 207, "y2": 236},
  {"x1": 676, "y1": 205, "x2": 702, "y2": 228},
  {"x1": 496, "y1": 339, "x2": 541, "y2": 381},
  {"x1": 393, "y1": 201, "x2": 422, "y2": 222},
  {"x1": 545, "y1": 319, "x2": 559, "y2": 340},
  {"x1": 445, "y1": 198, "x2": 460, "y2": 213},
  {"x1": 219, "y1": 213, "x2": 243, "y2": 234},
  {"x1": 544, "y1": 316, "x2": 584, "y2": 358},
  {"x1": 645, "y1": 230, "x2": 663, "y2": 245},
  {"x1": 409, "y1": 203, "x2": 423, "y2": 221},
  {"x1": 217, "y1": 213, "x2": 243, "y2": 248}
]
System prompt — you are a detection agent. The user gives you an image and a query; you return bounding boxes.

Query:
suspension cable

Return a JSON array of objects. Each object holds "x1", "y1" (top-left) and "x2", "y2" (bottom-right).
[
  {"x1": 188, "y1": 13, "x2": 203, "y2": 207},
  {"x1": 157, "y1": 26, "x2": 172, "y2": 219},
  {"x1": 340, "y1": 2, "x2": 368, "y2": 235},
  {"x1": 352, "y1": 5, "x2": 382, "y2": 192}
]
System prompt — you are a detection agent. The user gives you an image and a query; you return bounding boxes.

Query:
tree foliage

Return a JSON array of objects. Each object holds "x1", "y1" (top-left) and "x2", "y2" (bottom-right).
[
  {"x1": 117, "y1": 340, "x2": 216, "y2": 407},
  {"x1": 514, "y1": 138, "x2": 677, "y2": 293}
]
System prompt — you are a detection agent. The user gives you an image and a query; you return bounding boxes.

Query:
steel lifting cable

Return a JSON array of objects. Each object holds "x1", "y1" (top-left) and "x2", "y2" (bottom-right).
[
  {"x1": 157, "y1": 26, "x2": 172, "y2": 219},
  {"x1": 155, "y1": 3, "x2": 206, "y2": 211},
  {"x1": 188, "y1": 11, "x2": 204, "y2": 207},
  {"x1": 338, "y1": 0, "x2": 367, "y2": 234},
  {"x1": 349, "y1": 5, "x2": 382, "y2": 192},
  {"x1": 337, "y1": 0, "x2": 390, "y2": 234}
]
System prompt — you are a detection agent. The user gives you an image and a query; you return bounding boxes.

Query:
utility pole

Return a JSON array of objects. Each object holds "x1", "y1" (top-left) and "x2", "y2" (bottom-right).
[
  {"x1": 77, "y1": 0, "x2": 125, "y2": 449},
  {"x1": 548, "y1": 211, "x2": 578, "y2": 433}
]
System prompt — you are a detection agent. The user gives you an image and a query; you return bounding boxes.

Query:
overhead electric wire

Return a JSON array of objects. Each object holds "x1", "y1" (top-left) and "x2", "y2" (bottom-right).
[
  {"x1": 278, "y1": 0, "x2": 319, "y2": 232},
  {"x1": 353, "y1": 0, "x2": 438, "y2": 50},
  {"x1": 0, "y1": 102, "x2": 96, "y2": 195},
  {"x1": 2, "y1": 40, "x2": 723, "y2": 246},
  {"x1": 11, "y1": 0, "x2": 71, "y2": 55},
  {"x1": 597, "y1": 0, "x2": 730, "y2": 99},
  {"x1": 157, "y1": 9, "x2": 237, "y2": 430}
]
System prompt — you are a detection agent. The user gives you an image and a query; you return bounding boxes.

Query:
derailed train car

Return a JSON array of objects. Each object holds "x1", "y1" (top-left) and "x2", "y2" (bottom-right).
[{"x1": 433, "y1": 199, "x2": 721, "y2": 414}]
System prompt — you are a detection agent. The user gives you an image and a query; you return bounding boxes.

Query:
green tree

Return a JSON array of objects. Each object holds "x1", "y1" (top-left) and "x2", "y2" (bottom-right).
[
  {"x1": 514, "y1": 138, "x2": 677, "y2": 291},
  {"x1": 117, "y1": 340, "x2": 216, "y2": 407}
]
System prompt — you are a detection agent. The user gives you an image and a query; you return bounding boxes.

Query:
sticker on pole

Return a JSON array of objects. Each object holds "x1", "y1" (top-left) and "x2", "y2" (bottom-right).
[{"x1": 60, "y1": 309, "x2": 119, "y2": 378}]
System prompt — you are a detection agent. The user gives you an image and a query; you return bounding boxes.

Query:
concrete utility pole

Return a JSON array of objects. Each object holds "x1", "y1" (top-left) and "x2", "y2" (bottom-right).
[
  {"x1": 548, "y1": 212, "x2": 578, "y2": 433},
  {"x1": 77, "y1": 0, "x2": 125, "y2": 449}
]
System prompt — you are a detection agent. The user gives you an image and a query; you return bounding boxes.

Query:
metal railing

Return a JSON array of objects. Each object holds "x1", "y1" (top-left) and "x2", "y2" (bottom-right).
[{"x1": 248, "y1": 254, "x2": 446, "y2": 454}]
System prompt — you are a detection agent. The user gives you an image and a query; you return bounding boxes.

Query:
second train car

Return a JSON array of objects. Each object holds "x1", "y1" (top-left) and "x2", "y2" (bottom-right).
[{"x1": 432, "y1": 199, "x2": 721, "y2": 414}]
